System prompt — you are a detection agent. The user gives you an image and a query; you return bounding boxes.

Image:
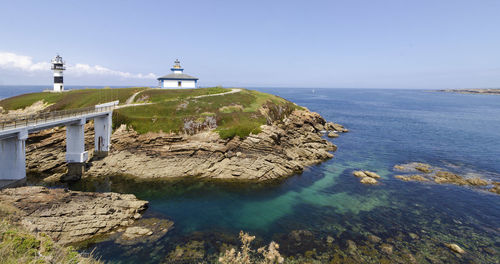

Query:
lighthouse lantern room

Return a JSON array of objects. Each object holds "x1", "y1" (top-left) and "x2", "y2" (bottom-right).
[{"x1": 51, "y1": 55, "x2": 66, "y2": 92}]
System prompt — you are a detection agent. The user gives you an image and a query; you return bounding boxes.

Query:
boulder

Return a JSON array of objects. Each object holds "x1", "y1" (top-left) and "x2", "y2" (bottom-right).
[
  {"x1": 325, "y1": 122, "x2": 349, "y2": 133},
  {"x1": 360, "y1": 177, "x2": 378, "y2": 184},
  {"x1": 327, "y1": 132, "x2": 339, "y2": 138},
  {"x1": 415, "y1": 164, "x2": 432, "y2": 173},
  {"x1": 466, "y1": 177, "x2": 488, "y2": 186},
  {"x1": 353, "y1": 171, "x2": 367, "y2": 178},
  {"x1": 435, "y1": 171, "x2": 468, "y2": 185},
  {"x1": 489, "y1": 182, "x2": 500, "y2": 194},
  {"x1": 363, "y1": 171, "x2": 381, "y2": 179}
]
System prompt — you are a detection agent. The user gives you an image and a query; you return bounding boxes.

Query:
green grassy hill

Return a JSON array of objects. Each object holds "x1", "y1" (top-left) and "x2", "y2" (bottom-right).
[{"x1": 0, "y1": 87, "x2": 301, "y2": 139}]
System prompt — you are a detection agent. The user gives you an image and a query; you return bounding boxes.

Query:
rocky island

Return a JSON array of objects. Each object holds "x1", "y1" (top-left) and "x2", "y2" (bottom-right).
[{"x1": 0, "y1": 87, "x2": 345, "y2": 182}]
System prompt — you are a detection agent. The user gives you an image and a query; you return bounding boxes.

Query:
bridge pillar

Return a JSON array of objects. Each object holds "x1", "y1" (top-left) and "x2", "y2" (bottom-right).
[
  {"x1": 64, "y1": 119, "x2": 88, "y2": 181},
  {"x1": 0, "y1": 130, "x2": 28, "y2": 183},
  {"x1": 94, "y1": 113, "x2": 112, "y2": 158}
]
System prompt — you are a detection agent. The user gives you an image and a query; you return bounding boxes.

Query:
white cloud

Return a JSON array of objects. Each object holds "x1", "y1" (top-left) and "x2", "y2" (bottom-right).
[
  {"x1": 0, "y1": 52, "x2": 50, "y2": 71},
  {"x1": 0, "y1": 51, "x2": 157, "y2": 79}
]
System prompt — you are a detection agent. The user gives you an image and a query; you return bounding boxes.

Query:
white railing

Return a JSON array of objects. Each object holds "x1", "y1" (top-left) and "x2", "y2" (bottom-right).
[{"x1": 0, "y1": 105, "x2": 115, "y2": 131}]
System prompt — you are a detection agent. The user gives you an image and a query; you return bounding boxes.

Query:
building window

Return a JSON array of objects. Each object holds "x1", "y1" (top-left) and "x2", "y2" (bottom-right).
[{"x1": 178, "y1": 81, "x2": 182, "y2": 87}]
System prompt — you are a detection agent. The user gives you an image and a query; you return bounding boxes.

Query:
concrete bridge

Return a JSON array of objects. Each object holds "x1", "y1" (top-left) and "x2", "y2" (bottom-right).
[{"x1": 0, "y1": 101, "x2": 118, "y2": 188}]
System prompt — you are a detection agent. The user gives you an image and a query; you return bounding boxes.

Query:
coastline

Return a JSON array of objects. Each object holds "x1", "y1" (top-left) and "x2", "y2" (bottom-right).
[{"x1": 438, "y1": 88, "x2": 500, "y2": 95}]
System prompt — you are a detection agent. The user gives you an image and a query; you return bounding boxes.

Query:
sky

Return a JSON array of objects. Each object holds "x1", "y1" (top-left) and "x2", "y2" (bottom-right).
[{"x1": 0, "y1": 0, "x2": 499, "y2": 89}]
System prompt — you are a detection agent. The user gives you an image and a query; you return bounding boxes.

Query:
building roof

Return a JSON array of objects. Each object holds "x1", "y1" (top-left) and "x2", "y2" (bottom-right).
[{"x1": 157, "y1": 73, "x2": 199, "y2": 80}]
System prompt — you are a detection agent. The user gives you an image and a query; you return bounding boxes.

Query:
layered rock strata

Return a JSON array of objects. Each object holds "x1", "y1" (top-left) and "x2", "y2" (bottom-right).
[
  {"x1": 26, "y1": 109, "x2": 342, "y2": 181},
  {"x1": 0, "y1": 186, "x2": 148, "y2": 244}
]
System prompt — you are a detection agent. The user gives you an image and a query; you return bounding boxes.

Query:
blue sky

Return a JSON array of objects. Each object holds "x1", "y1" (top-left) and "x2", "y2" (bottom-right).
[{"x1": 0, "y1": 0, "x2": 499, "y2": 88}]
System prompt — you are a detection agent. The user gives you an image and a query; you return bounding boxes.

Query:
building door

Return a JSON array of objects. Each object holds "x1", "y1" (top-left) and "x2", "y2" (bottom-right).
[{"x1": 178, "y1": 81, "x2": 182, "y2": 87}]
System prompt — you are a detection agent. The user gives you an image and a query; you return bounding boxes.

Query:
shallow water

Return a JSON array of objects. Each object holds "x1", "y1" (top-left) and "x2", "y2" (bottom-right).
[{"x1": 30, "y1": 88, "x2": 500, "y2": 263}]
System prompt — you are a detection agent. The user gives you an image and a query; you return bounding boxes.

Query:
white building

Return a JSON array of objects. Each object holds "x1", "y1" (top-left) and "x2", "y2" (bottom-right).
[
  {"x1": 51, "y1": 55, "x2": 66, "y2": 92},
  {"x1": 157, "y1": 59, "x2": 199, "y2": 89}
]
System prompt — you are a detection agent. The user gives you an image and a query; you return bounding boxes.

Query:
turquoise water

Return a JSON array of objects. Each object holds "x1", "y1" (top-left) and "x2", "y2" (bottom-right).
[{"x1": 26, "y1": 88, "x2": 500, "y2": 263}]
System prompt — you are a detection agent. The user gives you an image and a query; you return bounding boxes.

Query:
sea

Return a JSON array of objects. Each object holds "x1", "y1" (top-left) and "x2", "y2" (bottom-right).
[{"x1": 2, "y1": 86, "x2": 499, "y2": 263}]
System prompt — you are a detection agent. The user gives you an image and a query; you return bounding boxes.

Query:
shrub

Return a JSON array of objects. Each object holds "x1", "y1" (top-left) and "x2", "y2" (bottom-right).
[{"x1": 219, "y1": 231, "x2": 284, "y2": 264}]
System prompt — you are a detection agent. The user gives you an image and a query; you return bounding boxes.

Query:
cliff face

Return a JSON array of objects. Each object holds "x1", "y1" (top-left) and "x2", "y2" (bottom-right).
[{"x1": 26, "y1": 108, "x2": 343, "y2": 182}]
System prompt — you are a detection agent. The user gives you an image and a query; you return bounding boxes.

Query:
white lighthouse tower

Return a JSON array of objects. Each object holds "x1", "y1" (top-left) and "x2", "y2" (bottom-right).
[{"x1": 51, "y1": 55, "x2": 65, "y2": 92}]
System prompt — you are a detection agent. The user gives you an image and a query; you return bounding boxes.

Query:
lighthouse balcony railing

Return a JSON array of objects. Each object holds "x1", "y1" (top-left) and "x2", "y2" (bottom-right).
[{"x1": 0, "y1": 105, "x2": 115, "y2": 131}]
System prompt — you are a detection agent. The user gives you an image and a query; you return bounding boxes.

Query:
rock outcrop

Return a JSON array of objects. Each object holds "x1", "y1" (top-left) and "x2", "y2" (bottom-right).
[
  {"x1": 0, "y1": 186, "x2": 148, "y2": 244},
  {"x1": 353, "y1": 170, "x2": 381, "y2": 184},
  {"x1": 393, "y1": 162, "x2": 499, "y2": 195},
  {"x1": 26, "y1": 109, "x2": 341, "y2": 182}
]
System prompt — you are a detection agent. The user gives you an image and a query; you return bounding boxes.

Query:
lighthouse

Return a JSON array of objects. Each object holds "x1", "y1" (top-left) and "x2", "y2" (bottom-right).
[
  {"x1": 157, "y1": 59, "x2": 199, "y2": 89},
  {"x1": 51, "y1": 55, "x2": 65, "y2": 92}
]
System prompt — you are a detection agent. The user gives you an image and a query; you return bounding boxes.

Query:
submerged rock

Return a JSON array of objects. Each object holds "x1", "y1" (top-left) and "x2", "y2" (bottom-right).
[
  {"x1": 122, "y1": 226, "x2": 153, "y2": 239},
  {"x1": 367, "y1": 234, "x2": 381, "y2": 243},
  {"x1": 346, "y1": 240, "x2": 357, "y2": 253},
  {"x1": 288, "y1": 229, "x2": 314, "y2": 245},
  {"x1": 167, "y1": 240, "x2": 206, "y2": 262},
  {"x1": 445, "y1": 243, "x2": 465, "y2": 254},
  {"x1": 408, "y1": 233, "x2": 419, "y2": 240},
  {"x1": 380, "y1": 243, "x2": 393, "y2": 255},
  {"x1": 116, "y1": 218, "x2": 174, "y2": 245},
  {"x1": 0, "y1": 186, "x2": 148, "y2": 244}
]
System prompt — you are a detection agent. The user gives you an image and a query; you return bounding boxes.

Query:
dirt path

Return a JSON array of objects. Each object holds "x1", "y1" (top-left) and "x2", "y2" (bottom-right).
[
  {"x1": 125, "y1": 91, "x2": 143, "y2": 104},
  {"x1": 116, "y1": 88, "x2": 242, "y2": 110},
  {"x1": 193, "y1": 88, "x2": 242, "y2": 99}
]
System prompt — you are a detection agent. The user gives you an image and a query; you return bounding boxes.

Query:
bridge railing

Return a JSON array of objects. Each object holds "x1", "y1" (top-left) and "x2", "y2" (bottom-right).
[{"x1": 0, "y1": 105, "x2": 115, "y2": 131}]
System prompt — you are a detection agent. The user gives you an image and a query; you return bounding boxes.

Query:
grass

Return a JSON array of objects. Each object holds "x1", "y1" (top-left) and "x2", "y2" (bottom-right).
[
  {"x1": 1, "y1": 87, "x2": 302, "y2": 139},
  {"x1": 0, "y1": 202, "x2": 101, "y2": 264},
  {"x1": 114, "y1": 88, "x2": 300, "y2": 138},
  {"x1": 0, "y1": 87, "x2": 147, "y2": 111},
  {"x1": 136, "y1": 87, "x2": 230, "y2": 103}
]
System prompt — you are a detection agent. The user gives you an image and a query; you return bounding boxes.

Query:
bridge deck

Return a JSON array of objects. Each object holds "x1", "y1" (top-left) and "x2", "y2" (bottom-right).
[{"x1": 0, "y1": 104, "x2": 115, "y2": 140}]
